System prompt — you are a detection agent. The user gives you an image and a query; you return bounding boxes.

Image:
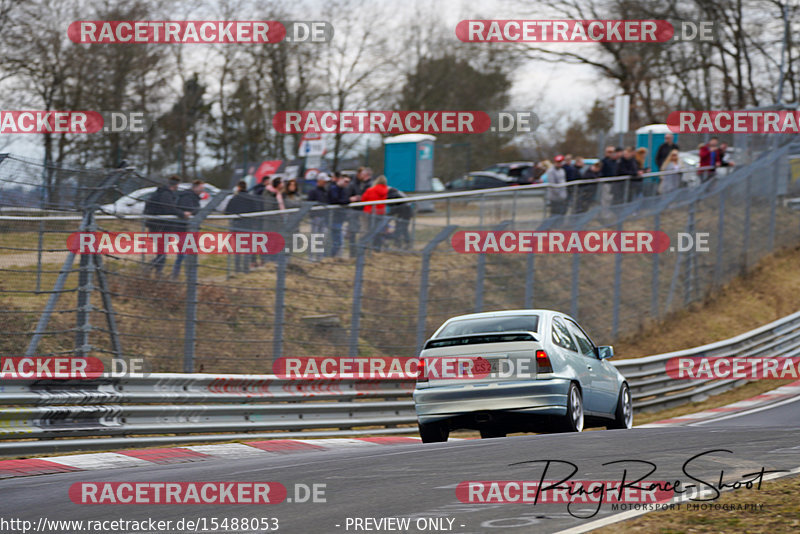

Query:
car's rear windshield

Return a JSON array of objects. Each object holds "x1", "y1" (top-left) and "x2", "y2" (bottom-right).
[
  {"x1": 425, "y1": 333, "x2": 535, "y2": 349},
  {"x1": 436, "y1": 315, "x2": 539, "y2": 338}
]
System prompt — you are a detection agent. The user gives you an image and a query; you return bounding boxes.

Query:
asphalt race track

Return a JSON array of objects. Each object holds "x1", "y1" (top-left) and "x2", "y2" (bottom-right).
[{"x1": 1, "y1": 398, "x2": 799, "y2": 534}]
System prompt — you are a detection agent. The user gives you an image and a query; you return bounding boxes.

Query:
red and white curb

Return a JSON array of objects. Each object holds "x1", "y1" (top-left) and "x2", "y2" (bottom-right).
[
  {"x1": 637, "y1": 380, "x2": 800, "y2": 427},
  {"x1": 0, "y1": 436, "x2": 427, "y2": 480}
]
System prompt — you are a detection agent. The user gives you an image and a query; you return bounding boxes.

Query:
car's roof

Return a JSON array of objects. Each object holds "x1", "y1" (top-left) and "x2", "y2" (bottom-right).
[
  {"x1": 489, "y1": 161, "x2": 534, "y2": 167},
  {"x1": 125, "y1": 183, "x2": 220, "y2": 196},
  {"x1": 467, "y1": 171, "x2": 515, "y2": 181},
  {"x1": 444, "y1": 309, "x2": 558, "y2": 321}
]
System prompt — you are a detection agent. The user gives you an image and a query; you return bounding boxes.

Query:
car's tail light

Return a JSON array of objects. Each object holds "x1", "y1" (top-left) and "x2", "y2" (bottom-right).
[
  {"x1": 536, "y1": 350, "x2": 553, "y2": 374},
  {"x1": 417, "y1": 358, "x2": 428, "y2": 382}
]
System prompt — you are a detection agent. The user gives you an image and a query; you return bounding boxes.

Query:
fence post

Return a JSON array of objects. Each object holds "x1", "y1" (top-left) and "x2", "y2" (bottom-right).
[
  {"x1": 183, "y1": 191, "x2": 229, "y2": 373},
  {"x1": 768, "y1": 162, "x2": 778, "y2": 252},
  {"x1": 612, "y1": 221, "x2": 623, "y2": 338},
  {"x1": 742, "y1": 170, "x2": 752, "y2": 272},
  {"x1": 74, "y1": 251, "x2": 94, "y2": 358},
  {"x1": 714, "y1": 188, "x2": 727, "y2": 284},
  {"x1": 416, "y1": 226, "x2": 457, "y2": 353},
  {"x1": 524, "y1": 252, "x2": 535, "y2": 309},
  {"x1": 349, "y1": 218, "x2": 390, "y2": 357},
  {"x1": 272, "y1": 205, "x2": 311, "y2": 362},
  {"x1": 35, "y1": 220, "x2": 44, "y2": 292},
  {"x1": 651, "y1": 212, "x2": 661, "y2": 318},
  {"x1": 475, "y1": 221, "x2": 510, "y2": 313},
  {"x1": 684, "y1": 200, "x2": 697, "y2": 306}
]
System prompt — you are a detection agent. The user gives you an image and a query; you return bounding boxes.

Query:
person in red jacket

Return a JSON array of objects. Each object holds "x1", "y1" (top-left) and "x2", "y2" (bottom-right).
[
  {"x1": 361, "y1": 175, "x2": 389, "y2": 214},
  {"x1": 698, "y1": 137, "x2": 721, "y2": 182},
  {"x1": 360, "y1": 175, "x2": 389, "y2": 249}
]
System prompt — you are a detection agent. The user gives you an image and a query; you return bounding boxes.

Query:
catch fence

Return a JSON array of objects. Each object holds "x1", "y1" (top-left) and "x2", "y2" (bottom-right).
[{"x1": 1, "y1": 139, "x2": 799, "y2": 374}]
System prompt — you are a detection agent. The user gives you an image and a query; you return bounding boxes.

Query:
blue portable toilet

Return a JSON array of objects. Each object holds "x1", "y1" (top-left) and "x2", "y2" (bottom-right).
[
  {"x1": 383, "y1": 134, "x2": 436, "y2": 192},
  {"x1": 636, "y1": 124, "x2": 678, "y2": 171}
]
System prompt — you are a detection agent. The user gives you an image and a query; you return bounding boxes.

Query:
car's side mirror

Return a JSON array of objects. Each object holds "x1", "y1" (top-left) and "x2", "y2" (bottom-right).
[{"x1": 596, "y1": 346, "x2": 614, "y2": 360}]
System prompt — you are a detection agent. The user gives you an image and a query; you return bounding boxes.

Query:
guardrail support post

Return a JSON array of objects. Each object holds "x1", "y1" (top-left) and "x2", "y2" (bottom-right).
[{"x1": 416, "y1": 226, "x2": 457, "y2": 353}]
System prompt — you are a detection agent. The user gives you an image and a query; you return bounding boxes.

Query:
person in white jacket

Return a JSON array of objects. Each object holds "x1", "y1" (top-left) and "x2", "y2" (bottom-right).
[{"x1": 546, "y1": 155, "x2": 568, "y2": 215}]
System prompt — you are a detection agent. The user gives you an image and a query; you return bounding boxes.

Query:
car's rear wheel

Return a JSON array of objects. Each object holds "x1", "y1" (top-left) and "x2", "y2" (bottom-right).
[
  {"x1": 418, "y1": 420, "x2": 449, "y2": 443},
  {"x1": 479, "y1": 427, "x2": 507, "y2": 439},
  {"x1": 608, "y1": 383, "x2": 633, "y2": 429},
  {"x1": 560, "y1": 383, "x2": 584, "y2": 432}
]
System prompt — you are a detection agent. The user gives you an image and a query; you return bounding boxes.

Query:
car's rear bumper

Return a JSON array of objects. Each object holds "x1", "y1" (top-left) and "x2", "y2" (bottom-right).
[{"x1": 413, "y1": 378, "x2": 570, "y2": 424}]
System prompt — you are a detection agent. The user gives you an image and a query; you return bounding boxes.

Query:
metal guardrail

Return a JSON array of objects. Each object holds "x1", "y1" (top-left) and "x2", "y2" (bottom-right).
[{"x1": 1, "y1": 309, "x2": 800, "y2": 455}]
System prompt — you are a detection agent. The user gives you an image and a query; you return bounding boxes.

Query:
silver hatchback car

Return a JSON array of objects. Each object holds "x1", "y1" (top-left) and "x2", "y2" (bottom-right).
[{"x1": 413, "y1": 310, "x2": 632, "y2": 442}]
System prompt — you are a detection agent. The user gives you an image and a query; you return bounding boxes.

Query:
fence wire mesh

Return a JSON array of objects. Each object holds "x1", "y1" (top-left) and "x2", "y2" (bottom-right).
[{"x1": 1, "y1": 138, "x2": 799, "y2": 374}]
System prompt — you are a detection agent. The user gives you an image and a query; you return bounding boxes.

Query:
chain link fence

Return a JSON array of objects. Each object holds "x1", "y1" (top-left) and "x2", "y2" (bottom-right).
[{"x1": 1, "y1": 138, "x2": 799, "y2": 374}]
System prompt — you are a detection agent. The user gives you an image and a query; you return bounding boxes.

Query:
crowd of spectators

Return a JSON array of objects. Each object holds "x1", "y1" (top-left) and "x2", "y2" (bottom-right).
[{"x1": 533, "y1": 134, "x2": 735, "y2": 215}]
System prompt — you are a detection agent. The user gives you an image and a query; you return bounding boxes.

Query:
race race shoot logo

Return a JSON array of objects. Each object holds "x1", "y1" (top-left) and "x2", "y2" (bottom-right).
[
  {"x1": 68, "y1": 21, "x2": 332, "y2": 44},
  {"x1": 67, "y1": 232, "x2": 285, "y2": 255},
  {"x1": 667, "y1": 110, "x2": 800, "y2": 134},
  {"x1": 456, "y1": 20, "x2": 715, "y2": 43},
  {"x1": 0, "y1": 357, "x2": 148, "y2": 379},
  {"x1": 451, "y1": 231, "x2": 672, "y2": 254},
  {"x1": 69, "y1": 482, "x2": 288, "y2": 504},
  {"x1": 272, "y1": 356, "x2": 494, "y2": 380},
  {"x1": 667, "y1": 356, "x2": 800, "y2": 380},
  {"x1": 272, "y1": 111, "x2": 539, "y2": 135}
]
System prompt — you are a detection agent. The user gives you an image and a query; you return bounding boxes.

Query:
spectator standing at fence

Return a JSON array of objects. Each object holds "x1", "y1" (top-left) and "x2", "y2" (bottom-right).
[
  {"x1": 659, "y1": 149, "x2": 683, "y2": 195},
  {"x1": 347, "y1": 167, "x2": 373, "y2": 257},
  {"x1": 573, "y1": 157, "x2": 586, "y2": 177},
  {"x1": 545, "y1": 155, "x2": 568, "y2": 215},
  {"x1": 655, "y1": 133, "x2": 679, "y2": 171},
  {"x1": 636, "y1": 147, "x2": 656, "y2": 196},
  {"x1": 251, "y1": 174, "x2": 269, "y2": 196},
  {"x1": 617, "y1": 146, "x2": 641, "y2": 202},
  {"x1": 361, "y1": 175, "x2": 389, "y2": 251},
  {"x1": 307, "y1": 173, "x2": 330, "y2": 261},
  {"x1": 283, "y1": 178, "x2": 301, "y2": 208},
  {"x1": 327, "y1": 173, "x2": 351, "y2": 257},
  {"x1": 387, "y1": 185, "x2": 413, "y2": 249},
  {"x1": 719, "y1": 142, "x2": 735, "y2": 168},
  {"x1": 577, "y1": 160, "x2": 602, "y2": 212},
  {"x1": 698, "y1": 137, "x2": 721, "y2": 182},
  {"x1": 265, "y1": 176, "x2": 286, "y2": 210},
  {"x1": 144, "y1": 175, "x2": 190, "y2": 276},
  {"x1": 225, "y1": 180, "x2": 263, "y2": 272},
  {"x1": 171, "y1": 179, "x2": 204, "y2": 279},
  {"x1": 562, "y1": 155, "x2": 581, "y2": 209},
  {"x1": 531, "y1": 161, "x2": 547, "y2": 183},
  {"x1": 600, "y1": 146, "x2": 622, "y2": 205}
]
